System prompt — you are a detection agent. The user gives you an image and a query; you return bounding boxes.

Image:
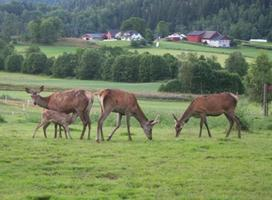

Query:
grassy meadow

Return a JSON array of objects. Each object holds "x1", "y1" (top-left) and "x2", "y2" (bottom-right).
[
  {"x1": 1, "y1": 72, "x2": 272, "y2": 199},
  {"x1": 15, "y1": 39, "x2": 272, "y2": 65}
]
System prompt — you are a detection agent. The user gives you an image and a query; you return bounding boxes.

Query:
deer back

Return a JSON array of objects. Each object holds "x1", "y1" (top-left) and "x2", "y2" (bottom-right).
[
  {"x1": 191, "y1": 93, "x2": 238, "y2": 115},
  {"x1": 47, "y1": 89, "x2": 89, "y2": 113}
]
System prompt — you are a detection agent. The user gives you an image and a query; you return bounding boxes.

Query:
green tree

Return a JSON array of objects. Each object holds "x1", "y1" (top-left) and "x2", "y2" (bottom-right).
[
  {"x1": 22, "y1": 52, "x2": 48, "y2": 74},
  {"x1": 245, "y1": 53, "x2": 272, "y2": 102},
  {"x1": 121, "y1": 17, "x2": 146, "y2": 35},
  {"x1": 75, "y1": 49, "x2": 103, "y2": 80},
  {"x1": 39, "y1": 17, "x2": 63, "y2": 44},
  {"x1": 225, "y1": 51, "x2": 248, "y2": 77},
  {"x1": 51, "y1": 53, "x2": 77, "y2": 77},
  {"x1": 5, "y1": 53, "x2": 23, "y2": 72},
  {"x1": 155, "y1": 21, "x2": 170, "y2": 37}
]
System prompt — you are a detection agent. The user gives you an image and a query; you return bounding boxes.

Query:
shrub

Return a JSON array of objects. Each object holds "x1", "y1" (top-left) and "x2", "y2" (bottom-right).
[
  {"x1": 5, "y1": 53, "x2": 23, "y2": 72},
  {"x1": 159, "y1": 79, "x2": 182, "y2": 92},
  {"x1": 0, "y1": 115, "x2": 6, "y2": 123},
  {"x1": 51, "y1": 53, "x2": 77, "y2": 77},
  {"x1": 22, "y1": 52, "x2": 48, "y2": 74},
  {"x1": 75, "y1": 49, "x2": 103, "y2": 80}
]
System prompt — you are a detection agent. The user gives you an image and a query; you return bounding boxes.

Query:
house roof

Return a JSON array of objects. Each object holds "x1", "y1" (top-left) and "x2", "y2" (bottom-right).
[
  {"x1": 202, "y1": 31, "x2": 219, "y2": 39},
  {"x1": 187, "y1": 31, "x2": 205, "y2": 36},
  {"x1": 212, "y1": 35, "x2": 230, "y2": 41}
]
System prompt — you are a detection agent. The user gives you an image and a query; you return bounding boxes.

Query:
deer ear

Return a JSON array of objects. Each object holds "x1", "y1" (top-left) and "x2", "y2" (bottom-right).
[
  {"x1": 39, "y1": 85, "x2": 44, "y2": 92},
  {"x1": 172, "y1": 114, "x2": 178, "y2": 122},
  {"x1": 151, "y1": 114, "x2": 160, "y2": 125}
]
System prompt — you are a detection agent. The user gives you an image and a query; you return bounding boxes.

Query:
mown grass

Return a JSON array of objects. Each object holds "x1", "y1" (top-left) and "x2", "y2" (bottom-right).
[
  {"x1": 15, "y1": 39, "x2": 272, "y2": 66},
  {"x1": 0, "y1": 72, "x2": 161, "y2": 93},
  {"x1": 0, "y1": 91, "x2": 272, "y2": 199}
]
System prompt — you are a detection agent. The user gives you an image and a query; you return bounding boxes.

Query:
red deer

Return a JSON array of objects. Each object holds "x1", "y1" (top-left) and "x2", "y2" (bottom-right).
[
  {"x1": 172, "y1": 93, "x2": 241, "y2": 138},
  {"x1": 33, "y1": 109, "x2": 78, "y2": 139},
  {"x1": 25, "y1": 86, "x2": 93, "y2": 139},
  {"x1": 96, "y1": 89, "x2": 159, "y2": 142}
]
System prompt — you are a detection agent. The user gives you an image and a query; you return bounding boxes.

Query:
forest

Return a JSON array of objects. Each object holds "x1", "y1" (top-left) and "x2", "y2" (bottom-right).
[{"x1": 0, "y1": 0, "x2": 272, "y2": 41}]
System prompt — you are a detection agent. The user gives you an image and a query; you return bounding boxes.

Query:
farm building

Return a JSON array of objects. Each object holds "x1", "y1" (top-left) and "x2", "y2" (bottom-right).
[
  {"x1": 166, "y1": 33, "x2": 186, "y2": 41},
  {"x1": 187, "y1": 31, "x2": 231, "y2": 47},
  {"x1": 186, "y1": 31, "x2": 205, "y2": 42},
  {"x1": 81, "y1": 33, "x2": 106, "y2": 40},
  {"x1": 115, "y1": 30, "x2": 144, "y2": 41}
]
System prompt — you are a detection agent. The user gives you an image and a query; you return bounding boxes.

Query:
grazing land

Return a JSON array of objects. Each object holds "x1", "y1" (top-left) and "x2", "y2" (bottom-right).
[
  {"x1": 15, "y1": 39, "x2": 272, "y2": 65},
  {"x1": 1, "y1": 73, "x2": 272, "y2": 199}
]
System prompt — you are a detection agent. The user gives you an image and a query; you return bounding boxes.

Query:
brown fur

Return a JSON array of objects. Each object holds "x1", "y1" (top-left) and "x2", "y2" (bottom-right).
[
  {"x1": 96, "y1": 89, "x2": 159, "y2": 142},
  {"x1": 25, "y1": 86, "x2": 94, "y2": 139},
  {"x1": 173, "y1": 92, "x2": 241, "y2": 138},
  {"x1": 33, "y1": 109, "x2": 78, "y2": 139}
]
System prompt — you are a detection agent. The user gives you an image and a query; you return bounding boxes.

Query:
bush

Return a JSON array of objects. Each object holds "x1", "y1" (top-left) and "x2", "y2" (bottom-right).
[
  {"x1": 159, "y1": 79, "x2": 182, "y2": 92},
  {"x1": 0, "y1": 115, "x2": 6, "y2": 123},
  {"x1": 22, "y1": 52, "x2": 48, "y2": 74},
  {"x1": 5, "y1": 54, "x2": 23, "y2": 72},
  {"x1": 51, "y1": 53, "x2": 77, "y2": 77},
  {"x1": 75, "y1": 49, "x2": 103, "y2": 80}
]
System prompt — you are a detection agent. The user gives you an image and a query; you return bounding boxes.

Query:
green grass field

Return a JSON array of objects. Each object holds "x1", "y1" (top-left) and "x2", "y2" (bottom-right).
[
  {"x1": 0, "y1": 88, "x2": 272, "y2": 199},
  {"x1": 0, "y1": 72, "x2": 161, "y2": 93},
  {"x1": 15, "y1": 39, "x2": 272, "y2": 66}
]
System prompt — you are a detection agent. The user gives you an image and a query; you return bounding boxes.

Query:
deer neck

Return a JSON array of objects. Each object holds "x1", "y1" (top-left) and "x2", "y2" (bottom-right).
[
  {"x1": 133, "y1": 104, "x2": 149, "y2": 126},
  {"x1": 179, "y1": 106, "x2": 193, "y2": 124},
  {"x1": 36, "y1": 96, "x2": 50, "y2": 109}
]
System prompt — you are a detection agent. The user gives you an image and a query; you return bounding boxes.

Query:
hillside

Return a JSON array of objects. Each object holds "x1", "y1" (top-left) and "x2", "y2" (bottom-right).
[{"x1": 0, "y1": 0, "x2": 271, "y2": 40}]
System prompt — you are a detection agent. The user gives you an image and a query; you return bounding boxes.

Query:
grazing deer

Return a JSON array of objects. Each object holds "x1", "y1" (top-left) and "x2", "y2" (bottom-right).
[
  {"x1": 33, "y1": 109, "x2": 78, "y2": 139},
  {"x1": 96, "y1": 89, "x2": 159, "y2": 142},
  {"x1": 25, "y1": 86, "x2": 94, "y2": 139},
  {"x1": 172, "y1": 92, "x2": 241, "y2": 138}
]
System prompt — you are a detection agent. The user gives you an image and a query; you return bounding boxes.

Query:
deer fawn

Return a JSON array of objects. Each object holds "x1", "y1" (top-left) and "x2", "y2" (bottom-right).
[
  {"x1": 95, "y1": 89, "x2": 159, "y2": 142},
  {"x1": 33, "y1": 109, "x2": 78, "y2": 139},
  {"x1": 173, "y1": 92, "x2": 241, "y2": 138}
]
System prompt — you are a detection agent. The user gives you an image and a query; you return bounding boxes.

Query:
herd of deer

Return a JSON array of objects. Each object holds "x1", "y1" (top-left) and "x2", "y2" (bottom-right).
[{"x1": 25, "y1": 86, "x2": 241, "y2": 142}]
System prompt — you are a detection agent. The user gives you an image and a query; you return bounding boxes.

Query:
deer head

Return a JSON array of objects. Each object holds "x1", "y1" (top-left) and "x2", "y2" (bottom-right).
[
  {"x1": 142, "y1": 115, "x2": 160, "y2": 140},
  {"x1": 173, "y1": 114, "x2": 184, "y2": 137},
  {"x1": 25, "y1": 86, "x2": 44, "y2": 105}
]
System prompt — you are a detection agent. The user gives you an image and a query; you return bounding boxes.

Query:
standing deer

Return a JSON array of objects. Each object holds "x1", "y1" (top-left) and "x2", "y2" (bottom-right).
[
  {"x1": 172, "y1": 92, "x2": 241, "y2": 138},
  {"x1": 25, "y1": 86, "x2": 94, "y2": 139},
  {"x1": 96, "y1": 89, "x2": 159, "y2": 142},
  {"x1": 33, "y1": 109, "x2": 78, "y2": 139}
]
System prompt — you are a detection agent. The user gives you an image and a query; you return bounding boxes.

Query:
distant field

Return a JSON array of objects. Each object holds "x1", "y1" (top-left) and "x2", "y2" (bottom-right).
[
  {"x1": 15, "y1": 38, "x2": 272, "y2": 66},
  {"x1": 0, "y1": 72, "x2": 161, "y2": 93}
]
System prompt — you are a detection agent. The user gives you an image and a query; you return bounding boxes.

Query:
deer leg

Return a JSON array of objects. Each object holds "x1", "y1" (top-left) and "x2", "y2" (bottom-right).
[
  {"x1": 64, "y1": 125, "x2": 72, "y2": 139},
  {"x1": 199, "y1": 116, "x2": 204, "y2": 138},
  {"x1": 79, "y1": 111, "x2": 87, "y2": 140},
  {"x1": 33, "y1": 121, "x2": 46, "y2": 138},
  {"x1": 126, "y1": 114, "x2": 132, "y2": 141},
  {"x1": 42, "y1": 122, "x2": 50, "y2": 138},
  {"x1": 58, "y1": 124, "x2": 62, "y2": 138},
  {"x1": 84, "y1": 112, "x2": 91, "y2": 140},
  {"x1": 54, "y1": 123, "x2": 58, "y2": 138},
  {"x1": 203, "y1": 117, "x2": 212, "y2": 137},
  {"x1": 234, "y1": 115, "x2": 241, "y2": 138},
  {"x1": 97, "y1": 110, "x2": 111, "y2": 142},
  {"x1": 225, "y1": 113, "x2": 234, "y2": 138},
  {"x1": 107, "y1": 113, "x2": 122, "y2": 141}
]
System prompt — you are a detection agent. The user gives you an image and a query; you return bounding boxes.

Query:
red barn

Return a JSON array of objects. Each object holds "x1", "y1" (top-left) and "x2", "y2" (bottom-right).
[{"x1": 186, "y1": 31, "x2": 205, "y2": 42}]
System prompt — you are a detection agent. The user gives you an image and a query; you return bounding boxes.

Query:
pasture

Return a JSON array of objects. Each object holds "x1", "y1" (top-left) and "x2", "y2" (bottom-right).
[
  {"x1": 15, "y1": 39, "x2": 272, "y2": 65},
  {"x1": 1, "y1": 73, "x2": 272, "y2": 199}
]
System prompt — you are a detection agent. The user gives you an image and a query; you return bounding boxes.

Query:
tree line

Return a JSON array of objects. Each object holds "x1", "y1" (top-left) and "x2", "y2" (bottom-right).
[
  {"x1": 0, "y1": 41, "x2": 179, "y2": 82},
  {"x1": 0, "y1": 0, "x2": 272, "y2": 42}
]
